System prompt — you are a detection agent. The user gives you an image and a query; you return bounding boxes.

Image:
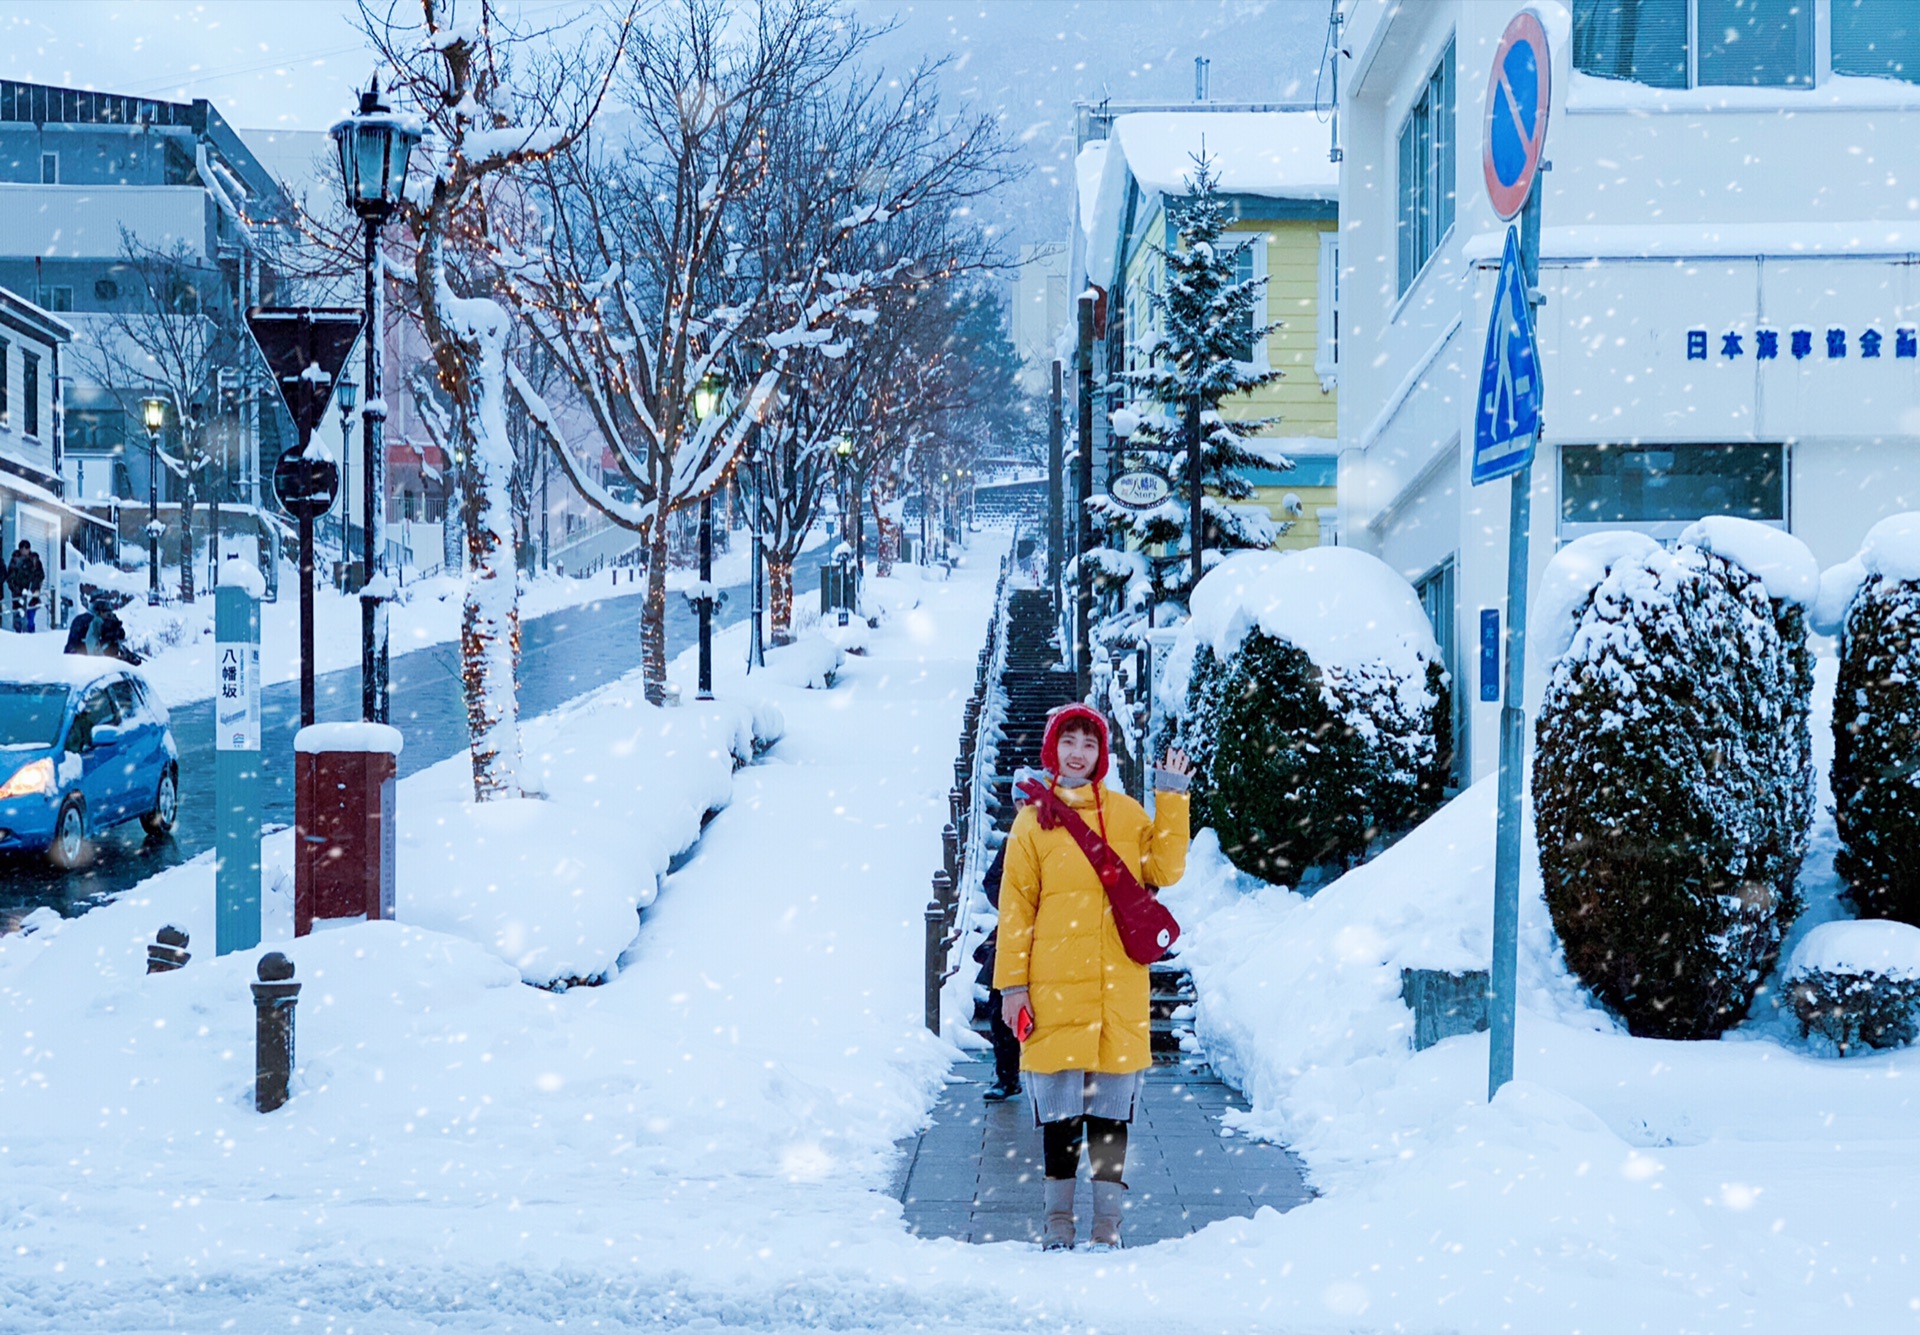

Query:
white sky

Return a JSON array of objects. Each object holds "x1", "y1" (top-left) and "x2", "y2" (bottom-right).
[{"x1": 0, "y1": 0, "x2": 1328, "y2": 247}]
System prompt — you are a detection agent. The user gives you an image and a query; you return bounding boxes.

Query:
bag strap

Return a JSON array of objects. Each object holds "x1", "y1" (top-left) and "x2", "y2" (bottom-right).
[{"x1": 1018, "y1": 779, "x2": 1144, "y2": 902}]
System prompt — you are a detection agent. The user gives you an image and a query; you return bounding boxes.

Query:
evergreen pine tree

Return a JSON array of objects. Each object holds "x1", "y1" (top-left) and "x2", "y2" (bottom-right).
[{"x1": 1089, "y1": 152, "x2": 1287, "y2": 630}]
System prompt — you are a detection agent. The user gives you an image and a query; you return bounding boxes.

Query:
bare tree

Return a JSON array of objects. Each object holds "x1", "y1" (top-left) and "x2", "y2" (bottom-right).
[
  {"x1": 79, "y1": 233, "x2": 254, "y2": 603},
  {"x1": 363, "y1": 0, "x2": 633, "y2": 799}
]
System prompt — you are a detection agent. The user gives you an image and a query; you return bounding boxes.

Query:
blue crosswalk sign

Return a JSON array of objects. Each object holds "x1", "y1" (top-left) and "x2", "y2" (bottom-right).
[{"x1": 1471, "y1": 226, "x2": 1541, "y2": 485}]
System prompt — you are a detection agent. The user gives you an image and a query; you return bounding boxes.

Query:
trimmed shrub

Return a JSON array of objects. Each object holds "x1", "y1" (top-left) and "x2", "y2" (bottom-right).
[
  {"x1": 1787, "y1": 969, "x2": 1920, "y2": 1053},
  {"x1": 1784, "y1": 919, "x2": 1920, "y2": 1053},
  {"x1": 1832, "y1": 575, "x2": 1920, "y2": 924},
  {"x1": 1535, "y1": 546, "x2": 1813, "y2": 1039},
  {"x1": 1190, "y1": 629, "x2": 1445, "y2": 885}
]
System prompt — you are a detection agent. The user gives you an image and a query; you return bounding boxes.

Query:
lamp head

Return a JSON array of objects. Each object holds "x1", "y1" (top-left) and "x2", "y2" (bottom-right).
[
  {"x1": 692, "y1": 371, "x2": 726, "y2": 423},
  {"x1": 835, "y1": 435, "x2": 854, "y2": 458},
  {"x1": 332, "y1": 74, "x2": 421, "y2": 224},
  {"x1": 141, "y1": 395, "x2": 167, "y2": 433},
  {"x1": 337, "y1": 378, "x2": 359, "y2": 414}
]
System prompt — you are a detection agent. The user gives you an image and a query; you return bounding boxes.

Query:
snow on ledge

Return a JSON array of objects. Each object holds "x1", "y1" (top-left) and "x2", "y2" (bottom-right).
[
  {"x1": 1810, "y1": 512, "x2": 1920, "y2": 635},
  {"x1": 1462, "y1": 220, "x2": 1920, "y2": 265},
  {"x1": 1786, "y1": 919, "x2": 1920, "y2": 982},
  {"x1": 296, "y1": 722, "x2": 405, "y2": 755}
]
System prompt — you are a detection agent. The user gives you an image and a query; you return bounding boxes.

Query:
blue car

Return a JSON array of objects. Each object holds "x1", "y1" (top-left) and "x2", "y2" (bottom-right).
[{"x1": 0, "y1": 659, "x2": 179, "y2": 868}]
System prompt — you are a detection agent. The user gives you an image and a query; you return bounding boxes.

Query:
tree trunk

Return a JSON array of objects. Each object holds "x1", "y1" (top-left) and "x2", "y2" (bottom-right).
[
  {"x1": 455, "y1": 308, "x2": 523, "y2": 801},
  {"x1": 179, "y1": 485, "x2": 196, "y2": 604},
  {"x1": 642, "y1": 519, "x2": 670, "y2": 702},
  {"x1": 876, "y1": 514, "x2": 899, "y2": 578},
  {"x1": 768, "y1": 558, "x2": 794, "y2": 646}
]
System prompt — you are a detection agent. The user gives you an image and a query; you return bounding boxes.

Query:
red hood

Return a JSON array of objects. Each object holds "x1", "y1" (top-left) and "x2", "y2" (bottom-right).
[{"x1": 1041, "y1": 702, "x2": 1111, "y2": 785}]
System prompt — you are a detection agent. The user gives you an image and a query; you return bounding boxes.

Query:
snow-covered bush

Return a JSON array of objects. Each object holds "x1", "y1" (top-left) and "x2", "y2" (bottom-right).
[
  {"x1": 1822, "y1": 515, "x2": 1920, "y2": 925},
  {"x1": 1533, "y1": 521, "x2": 1817, "y2": 1039},
  {"x1": 1784, "y1": 920, "x2": 1920, "y2": 1054},
  {"x1": 1171, "y1": 549, "x2": 1445, "y2": 884}
]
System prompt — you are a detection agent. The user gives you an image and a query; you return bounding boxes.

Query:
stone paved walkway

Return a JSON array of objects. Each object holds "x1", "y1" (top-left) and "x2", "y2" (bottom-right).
[{"x1": 891, "y1": 1059, "x2": 1312, "y2": 1247}]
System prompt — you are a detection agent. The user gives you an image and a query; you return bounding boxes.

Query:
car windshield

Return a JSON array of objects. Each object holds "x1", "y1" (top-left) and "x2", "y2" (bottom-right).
[{"x1": 0, "y1": 684, "x2": 71, "y2": 748}]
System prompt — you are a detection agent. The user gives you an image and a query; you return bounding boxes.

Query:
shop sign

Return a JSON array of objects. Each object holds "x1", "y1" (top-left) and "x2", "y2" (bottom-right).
[{"x1": 1108, "y1": 468, "x2": 1173, "y2": 510}]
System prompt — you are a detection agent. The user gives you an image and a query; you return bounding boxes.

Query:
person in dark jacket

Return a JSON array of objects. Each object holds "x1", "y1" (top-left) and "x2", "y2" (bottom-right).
[
  {"x1": 976, "y1": 841, "x2": 1024, "y2": 1102},
  {"x1": 7, "y1": 540, "x2": 46, "y2": 632}
]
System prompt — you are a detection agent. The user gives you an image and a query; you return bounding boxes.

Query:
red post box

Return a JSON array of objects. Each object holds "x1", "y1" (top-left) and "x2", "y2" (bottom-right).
[{"x1": 293, "y1": 723, "x2": 402, "y2": 936}]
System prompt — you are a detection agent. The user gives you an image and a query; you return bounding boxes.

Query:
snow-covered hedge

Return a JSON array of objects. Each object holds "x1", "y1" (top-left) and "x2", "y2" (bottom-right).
[
  {"x1": 1170, "y1": 549, "x2": 1447, "y2": 884},
  {"x1": 1820, "y1": 514, "x2": 1920, "y2": 925},
  {"x1": 1784, "y1": 920, "x2": 1920, "y2": 1054},
  {"x1": 1533, "y1": 521, "x2": 1817, "y2": 1040}
]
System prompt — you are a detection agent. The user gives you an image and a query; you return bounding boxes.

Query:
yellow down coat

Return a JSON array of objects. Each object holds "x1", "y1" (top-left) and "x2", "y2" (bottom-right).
[{"x1": 991, "y1": 782, "x2": 1189, "y2": 1074}]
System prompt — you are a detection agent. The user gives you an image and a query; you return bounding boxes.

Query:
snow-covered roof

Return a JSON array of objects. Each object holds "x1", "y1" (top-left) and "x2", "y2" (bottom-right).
[
  {"x1": 1077, "y1": 137, "x2": 1128, "y2": 292},
  {"x1": 1109, "y1": 111, "x2": 1338, "y2": 202}
]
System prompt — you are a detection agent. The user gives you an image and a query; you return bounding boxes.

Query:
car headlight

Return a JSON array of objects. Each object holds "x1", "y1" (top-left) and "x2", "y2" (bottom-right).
[{"x1": 0, "y1": 758, "x2": 55, "y2": 801}]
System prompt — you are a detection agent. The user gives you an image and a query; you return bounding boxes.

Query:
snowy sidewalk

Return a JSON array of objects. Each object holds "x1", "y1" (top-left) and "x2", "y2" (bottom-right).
[{"x1": 895, "y1": 1059, "x2": 1310, "y2": 1245}]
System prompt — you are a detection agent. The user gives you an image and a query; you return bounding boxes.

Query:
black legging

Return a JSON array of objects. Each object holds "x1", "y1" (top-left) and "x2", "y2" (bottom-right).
[{"x1": 1042, "y1": 1115, "x2": 1128, "y2": 1183}]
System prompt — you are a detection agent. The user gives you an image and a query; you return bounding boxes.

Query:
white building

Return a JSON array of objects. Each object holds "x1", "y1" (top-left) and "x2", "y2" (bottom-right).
[{"x1": 1333, "y1": 0, "x2": 1920, "y2": 784}]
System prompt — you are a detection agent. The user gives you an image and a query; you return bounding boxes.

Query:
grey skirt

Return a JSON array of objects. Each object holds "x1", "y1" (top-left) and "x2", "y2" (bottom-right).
[{"x1": 1024, "y1": 1068, "x2": 1143, "y2": 1125}]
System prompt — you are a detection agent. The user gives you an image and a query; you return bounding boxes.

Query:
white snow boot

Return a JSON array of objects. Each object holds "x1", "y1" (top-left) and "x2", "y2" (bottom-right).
[
  {"x1": 1087, "y1": 1179, "x2": 1126, "y2": 1251},
  {"x1": 1042, "y1": 1177, "x2": 1076, "y2": 1251}
]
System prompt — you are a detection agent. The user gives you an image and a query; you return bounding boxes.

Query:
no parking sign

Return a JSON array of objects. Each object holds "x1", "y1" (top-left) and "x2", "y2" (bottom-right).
[{"x1": 1483, "y1": 11, "x2": 1551, "y2": 221}]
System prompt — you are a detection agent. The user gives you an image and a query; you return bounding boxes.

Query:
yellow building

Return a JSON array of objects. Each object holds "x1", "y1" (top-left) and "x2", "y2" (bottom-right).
[{"x1": 1077, "y1": 110, "x2": 1341, "y2": 550}]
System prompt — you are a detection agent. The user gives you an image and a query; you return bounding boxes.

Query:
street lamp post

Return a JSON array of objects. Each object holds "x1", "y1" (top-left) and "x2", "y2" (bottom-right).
[
  {"x1": 334, "y1": 378, "x2": 358, "y2": 573},
  {"x1": 834, "y1": 434, "x2": 855, "y2": 604},
  {"x1": 332, "y1": 75, "x2": 421, "y2": 725},
  {"x1": 693, "y1": 372, "x2": 726, "y2": 701},
  {"x1": 142, "y1": 395, "x2": 167, "y2": 605}
]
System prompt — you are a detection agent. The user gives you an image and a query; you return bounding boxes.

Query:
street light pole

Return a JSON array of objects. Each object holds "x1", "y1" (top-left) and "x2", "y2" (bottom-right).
[
  {"x1": 693, "y1": 372, "x2": 726, "y2": 700},
  {"x1": 142, "y1": 395, "x2": 167, "y2": 606},
  {"x1": 333, "y1": 75, "x2": 420, "y2": 726},
  {"x1": 335, "y1": 378, "x2": 358, "y2": 573},
  {"x1": 1186, "y1": 390, "x2": 1204, "y2": 594}
]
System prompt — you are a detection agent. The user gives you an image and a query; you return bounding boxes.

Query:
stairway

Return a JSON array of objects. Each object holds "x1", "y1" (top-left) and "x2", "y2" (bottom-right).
[{"x1": 971, "y1": 587, "x2": 1197, "y2": 1063}]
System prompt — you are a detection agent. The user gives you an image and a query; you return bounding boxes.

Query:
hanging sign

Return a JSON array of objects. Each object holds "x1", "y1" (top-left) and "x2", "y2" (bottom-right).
[
  {"x1": 1108, "y1": 468, "x2": 1173, "y2": 510},
  {"x1": 1483, "y1": 10, "x2": 1552, "y2": 221}
]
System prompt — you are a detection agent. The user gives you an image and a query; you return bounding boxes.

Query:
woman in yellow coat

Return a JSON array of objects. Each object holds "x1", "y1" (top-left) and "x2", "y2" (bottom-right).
[{"x1": 993, "y1": 702, "x2": 1190, "y2": 1251}]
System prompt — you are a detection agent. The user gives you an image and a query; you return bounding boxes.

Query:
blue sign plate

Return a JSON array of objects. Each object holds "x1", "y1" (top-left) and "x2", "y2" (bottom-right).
[{"x1": 1471, "y1": 225, "x2": 1542, "y2": 486}]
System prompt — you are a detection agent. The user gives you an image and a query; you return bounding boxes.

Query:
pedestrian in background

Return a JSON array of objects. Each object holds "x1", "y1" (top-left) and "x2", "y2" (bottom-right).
[
  {"x1": 7, "y1": 539, "x2": 46, "y2": 632},
  {"x1": 993, "y1": 702, "x2": 1190, "y2": 1251}
]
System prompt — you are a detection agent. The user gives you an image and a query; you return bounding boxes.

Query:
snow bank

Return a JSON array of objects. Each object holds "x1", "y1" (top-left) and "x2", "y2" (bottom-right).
[
  {"x1": 1678, "y1": 516, "x2": 1818, "y2": 607},
  {"x1": 1786, "y1": 919, "x2": 1920, "y2": 982}
]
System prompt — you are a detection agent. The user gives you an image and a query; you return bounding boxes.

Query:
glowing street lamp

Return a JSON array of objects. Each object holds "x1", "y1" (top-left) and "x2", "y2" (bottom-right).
[
  {"x1": 332, "y1": 75, "x2": 421, "y2": 724},
  {"x1": 142, "y1": 394, "x2": 168, "y2": 605}
]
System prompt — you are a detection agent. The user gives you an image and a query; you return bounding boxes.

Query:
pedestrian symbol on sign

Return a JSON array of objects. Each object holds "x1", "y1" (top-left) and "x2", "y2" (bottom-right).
[{"x1": 1471, "y1": 225, "x2": 1541, "y2": 486}]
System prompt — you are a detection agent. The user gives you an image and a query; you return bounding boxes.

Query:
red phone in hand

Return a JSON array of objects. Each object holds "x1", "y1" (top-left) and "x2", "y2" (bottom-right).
[{"x1": 1014, "y1": 1006, "x2": 1034, "y2": 1042}]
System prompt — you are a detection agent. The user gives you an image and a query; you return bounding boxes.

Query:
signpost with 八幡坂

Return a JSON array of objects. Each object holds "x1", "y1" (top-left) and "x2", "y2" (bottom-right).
[
  {"x1": 214, "y1": 562, "x2": 264, "y2": 955},
  {"x1": 1477, "y1": 9, "x2": 1551, "y2": 1103}
]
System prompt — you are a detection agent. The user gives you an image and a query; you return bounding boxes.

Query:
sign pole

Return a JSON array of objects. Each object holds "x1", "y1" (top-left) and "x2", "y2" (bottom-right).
[
  {"x1": 1477, "y1": 10, "x2": 1551, "y2": 1101},
  {"x1": 214, "y1": 575, "x2": 262, "y2": 955}
]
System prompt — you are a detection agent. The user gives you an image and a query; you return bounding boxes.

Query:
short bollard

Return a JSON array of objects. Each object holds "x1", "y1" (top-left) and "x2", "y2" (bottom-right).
[
  {"x1": 941, "y1": 823, "x2": 958, "y2": 881},
  {"x1": 147, "y1": 925, "x2": 191, "y2": 974},
  {"x1": 924, "y1": 899, "x2": 944, "y2": 1034},
  {"x1": 252, "y1": 951, "x2": 301, "y2": 1113}
]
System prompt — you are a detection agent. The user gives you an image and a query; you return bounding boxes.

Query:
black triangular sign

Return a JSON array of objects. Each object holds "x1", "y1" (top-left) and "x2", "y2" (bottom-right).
[{"x1": 246, "y1": 306, "x2": 365, "y2": 444}]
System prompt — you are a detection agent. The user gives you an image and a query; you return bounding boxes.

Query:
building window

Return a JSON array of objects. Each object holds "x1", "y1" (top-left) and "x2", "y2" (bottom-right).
[
  {"x1": 39, "y1": 152, "x2": 57, "y2": 184},
  {"x1": 1574, "y1": 0, "x2": 1820, "y2": 89},
  {"x1": 1396, "y1": 39, "x2": 1455, "y2": 298},
  {"x1": 1228, "y1": 237, "x2": 1269, "y2": 365},
  {"x1": 1559, "y1": 442, "x2": 1786, "y2": 534},
  {"x1": 1316, "y1": 232, "x2": 1340, "y2": 390},
  {"x1": 36, "y1": 286, "x2": 73, "y2": 313},
  {"x1": 22, "y1": 353, "x2": 39, "y2": 437},
  {"x1": 1833, "y1": 0, "x2": 1919, "y2": 82}
]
